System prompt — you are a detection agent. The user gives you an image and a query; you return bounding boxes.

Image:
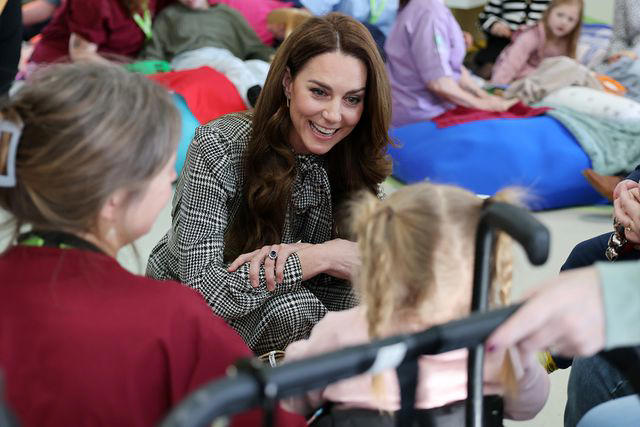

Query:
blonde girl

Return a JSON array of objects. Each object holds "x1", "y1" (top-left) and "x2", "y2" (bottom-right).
[
  {"x1": 283, "y1": 182, "x2": 550, "y2": 421},
  {"x1": 491, "y1": 0, "x2": 583, "y2": 85}
]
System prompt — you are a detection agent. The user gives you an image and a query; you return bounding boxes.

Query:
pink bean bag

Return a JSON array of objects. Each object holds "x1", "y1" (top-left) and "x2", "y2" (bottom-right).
[{"x1": 209, "y1": 0, "x2": 293, "y2": 46}]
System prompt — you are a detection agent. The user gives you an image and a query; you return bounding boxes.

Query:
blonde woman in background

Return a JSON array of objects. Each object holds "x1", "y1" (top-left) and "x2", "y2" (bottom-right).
[{"x1": 282, "y1": 182, "x2": 550, "y2": 425}]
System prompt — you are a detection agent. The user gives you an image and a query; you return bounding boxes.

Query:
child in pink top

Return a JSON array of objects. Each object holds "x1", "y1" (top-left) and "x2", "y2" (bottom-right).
[
  {"x1": 491, "y1": 0, "x2": 583, "y2": 85},
  {"x1": 283, "y1": 182, "x2": 550, "y2": 420}
]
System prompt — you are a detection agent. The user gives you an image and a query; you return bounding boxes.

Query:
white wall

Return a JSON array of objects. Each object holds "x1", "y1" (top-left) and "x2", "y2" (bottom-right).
[{"x1": 584, "y1": 0, "x2": 614, "y2": 24}]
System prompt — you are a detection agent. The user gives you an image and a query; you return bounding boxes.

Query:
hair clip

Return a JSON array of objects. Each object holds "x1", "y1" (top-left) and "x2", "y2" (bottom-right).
[{"x1": 0, "y1": 120, "x2": 23, "y2": 188}]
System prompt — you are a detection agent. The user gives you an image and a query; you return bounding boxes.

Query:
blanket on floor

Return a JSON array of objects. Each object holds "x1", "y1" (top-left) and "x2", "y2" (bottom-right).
[{"x1": 538, "y1": 103, "x2": 640, "y2": 175}]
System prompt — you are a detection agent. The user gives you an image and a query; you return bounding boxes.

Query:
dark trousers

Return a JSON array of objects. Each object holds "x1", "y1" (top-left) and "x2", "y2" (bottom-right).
[
  {"x1": 473, "y1": 34, "x2": 510, "y2": 67},
  {"x1": 0, "y1": 0, "x2": 22, "y2": 96},
  {"x1": 561, "y1": 232, "x2": 640, "y2": 426}
]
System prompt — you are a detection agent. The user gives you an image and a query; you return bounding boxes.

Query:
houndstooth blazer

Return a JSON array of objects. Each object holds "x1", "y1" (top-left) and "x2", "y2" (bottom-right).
[{"x1": 147, "y1": 112, "x2": 358, "y2": 354}]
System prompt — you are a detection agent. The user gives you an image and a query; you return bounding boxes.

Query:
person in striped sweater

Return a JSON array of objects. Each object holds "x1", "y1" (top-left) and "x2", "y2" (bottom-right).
[{"x1": 473, "y1": 0, "x2": 551, "y2": 79}]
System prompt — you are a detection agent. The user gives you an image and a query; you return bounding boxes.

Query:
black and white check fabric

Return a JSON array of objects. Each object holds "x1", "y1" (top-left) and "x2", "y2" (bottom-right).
[
  {"x1": 479, "y1": 0, "x2": 551, "y2": 32},
  {"x1": 147, "y1": 112, "x2": 358, "y2": 354}
]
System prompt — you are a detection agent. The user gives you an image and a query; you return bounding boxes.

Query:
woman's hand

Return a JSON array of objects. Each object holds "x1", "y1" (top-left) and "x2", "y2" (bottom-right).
[
  {"x1": 296, "y1": 238, "x2": 360, "y2": 282},
  {"x1": 228, "y1": 242, "x2": 311, "y2": 291},
  {"x1": 69, "y1": 33, "x2": 109, "y2": 64},
  {"x1": 487, "y1": 267, "x2": 605, "y2": 358},
  {"x1": 614, "y1": 183, "x2": 640, "y2": 243},
  {"x1": 481, "y1": 95, "x2": 518, "y2": 112},
  {"x1": 491, "y1": 21, "x2": 512, "y2": 38}
]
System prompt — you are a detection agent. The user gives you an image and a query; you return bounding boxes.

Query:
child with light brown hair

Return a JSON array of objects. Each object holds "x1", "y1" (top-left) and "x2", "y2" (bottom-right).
[
  {"x1": 491, "y1": 0, "x2": 583, "y2": 85},
  {"x1": 283, "y1": 182, "x2": 550, "y2": 422}
]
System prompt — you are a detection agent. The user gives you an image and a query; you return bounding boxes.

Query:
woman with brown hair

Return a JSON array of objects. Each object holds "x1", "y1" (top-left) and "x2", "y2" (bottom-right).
[
  {"x1": 0, "y1": 62, "x2": 304, "y2": 427},
  {"x1": 147, "y1": 12, "x2": 393, "y2": 355}
]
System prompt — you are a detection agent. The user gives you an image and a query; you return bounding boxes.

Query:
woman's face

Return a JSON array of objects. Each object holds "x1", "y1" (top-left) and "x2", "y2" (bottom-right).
[
  {"x1": 283, "y1": 51, "x2": 367, "y2": 155},
  {"x1": 120, "y1": 153, "x2": 177, "y2": 244},
  {"x1": 547, "y1": 3, "x2": 580, "y2": 38}
]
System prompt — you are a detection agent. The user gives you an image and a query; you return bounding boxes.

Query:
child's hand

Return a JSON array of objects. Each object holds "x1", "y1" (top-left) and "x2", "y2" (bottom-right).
[
  {"x1": 490, "y1": 21, "x2": 512, "y2": 38},
  {"x1": 607, "y1": 50, "x2": 638, "y2": 63}
]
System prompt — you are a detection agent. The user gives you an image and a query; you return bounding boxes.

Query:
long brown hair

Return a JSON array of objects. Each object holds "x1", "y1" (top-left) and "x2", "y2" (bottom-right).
[
  {"x1": 225, "y1": 13, "x2": 393, "y2": 260},
  {"x1": 543, "y1": 0, "x2": 583, "y2": 58},
  {"x1": 0, "y1": 62, "x2": 180, "y2": 247}
]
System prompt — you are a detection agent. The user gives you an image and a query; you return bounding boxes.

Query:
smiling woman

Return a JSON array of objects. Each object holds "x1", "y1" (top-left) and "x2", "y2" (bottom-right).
[{"x1": 147, "y1": 12, "x2": 393, "y2": 355}]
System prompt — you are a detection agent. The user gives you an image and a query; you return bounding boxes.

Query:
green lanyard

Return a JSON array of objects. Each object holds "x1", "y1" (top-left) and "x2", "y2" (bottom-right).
[
  {"x1": 133, "y1": 7, "x2": 153, "y2": 40},
  {"x1": 368, "y1": 0, "x2": 387, "y2": 25},
  {"x1": 19, "y1": 231, "x2": 104, "y2": 254}
]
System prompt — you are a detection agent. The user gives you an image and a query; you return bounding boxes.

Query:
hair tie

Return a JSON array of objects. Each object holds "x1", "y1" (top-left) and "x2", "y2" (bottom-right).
[{"x1": 0, "y1": 118, "x2": 24, "y2": 188}]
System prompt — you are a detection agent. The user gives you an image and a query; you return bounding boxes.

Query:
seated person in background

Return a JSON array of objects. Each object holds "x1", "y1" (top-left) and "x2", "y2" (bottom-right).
[
  {"x1": 491, "y1": 0, "x2": 582, "y2": 86},
  {"x1": 28, "y1": 0, "x2": 184, "y2": 64},
  {"x1": 283, "y1": 183, "x2": 550, "y2": 422},
  {"x1": 385, "y1": 0, "x2": 514, "y2": 127},
  {"x1": 607, "y1": 0, "x2": 640, "y2": 63},
  {"x1": 559, "y1": 175, "x2": 640, "y2": 427},
  {"x1": 293, "y1": 0, "x2": 398, "y2": 54},
  {"x1": 0, "y1": 62, "x2": 304, "y2": 427},
  {"x1": 474, "y1": 0, "x2": 551, "y2": 79},
  {"x1": 146, "y1": 13, "x2": 393, "y2": 356},
  {"x1": 22, "y1": 0, "x2": 60, "y2": 40},
  {"x1": 139, "y1": 0, "x2": 274, "y2": 108}
]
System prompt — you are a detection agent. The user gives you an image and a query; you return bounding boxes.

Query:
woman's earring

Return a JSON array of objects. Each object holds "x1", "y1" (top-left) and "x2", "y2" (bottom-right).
[{"x1": 286, "y1": 96, "x2": 290, "y2": 108}]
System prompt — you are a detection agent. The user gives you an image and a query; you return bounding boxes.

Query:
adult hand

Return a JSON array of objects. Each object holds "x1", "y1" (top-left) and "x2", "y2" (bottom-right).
[
  {"x1": 228, "y1": 242, "x2": 312, "y2": 291},
  {"x1": 607, "y1": 50, "x2": 638, "y2": 63},
  {"x1": 487, "y1": 267, "x2": 606, "y2": 358},
  {"x1": 481, "y1": 95, "x2": 518, "y2": 112},
  {"x1": 614, "y1": 184, "x2": 640, "y2": 243},
  {"x1": 296, "y1": 238, "x2": 360, "y2": 281},
  {"x1": 491, "y1": 21, "x2": 512, "y2": 38},
  {"x1": 613, "y1": 178, "x2": 639, "y2": 200}
]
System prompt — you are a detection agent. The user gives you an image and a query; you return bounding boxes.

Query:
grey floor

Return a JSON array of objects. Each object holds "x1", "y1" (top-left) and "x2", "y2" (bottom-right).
[{"x1": 11, "y1": 180, "x2": 613, "y2": 426}]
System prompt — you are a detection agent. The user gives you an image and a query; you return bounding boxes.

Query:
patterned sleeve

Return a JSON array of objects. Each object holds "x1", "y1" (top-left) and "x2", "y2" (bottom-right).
[
  {"x1": 169, "y1": 119, "x2": 305, "y2": 320},
  {"x1": 478, "y1": 0, "x2": 504, "y2": 33}
]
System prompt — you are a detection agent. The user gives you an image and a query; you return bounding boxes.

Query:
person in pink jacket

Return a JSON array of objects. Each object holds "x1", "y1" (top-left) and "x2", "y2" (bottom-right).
[
  {"x1": 282, "y1": 182, "x2": 550, "y2": 421},
  {"x1": 491, "y1": 0, "x2": 583, "y2": 86}
]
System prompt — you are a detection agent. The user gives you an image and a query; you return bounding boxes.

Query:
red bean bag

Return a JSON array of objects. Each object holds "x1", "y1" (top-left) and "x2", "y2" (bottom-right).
[{"x1": 149, "y1": 66, "x2": 246, "y2": 124}]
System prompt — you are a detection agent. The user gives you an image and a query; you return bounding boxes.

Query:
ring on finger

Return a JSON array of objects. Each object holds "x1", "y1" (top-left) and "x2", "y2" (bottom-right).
[{"x1": 268, "y1": 250, "x2": 278, "y2": 261}]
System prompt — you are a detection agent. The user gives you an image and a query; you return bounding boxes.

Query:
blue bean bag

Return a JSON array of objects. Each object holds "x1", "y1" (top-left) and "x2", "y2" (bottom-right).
[
  {"x1": 172, "y1": 92, "x2": 199, "y2": 176},
  {"x1": 388, "y1": 116, "x2": 607, "y2": 210}
]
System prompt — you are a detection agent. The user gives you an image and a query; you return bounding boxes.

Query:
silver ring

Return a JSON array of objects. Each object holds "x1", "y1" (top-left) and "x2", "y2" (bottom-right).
[{"x1": 268, "y1": 250, "x2": 278, "y2": 260}]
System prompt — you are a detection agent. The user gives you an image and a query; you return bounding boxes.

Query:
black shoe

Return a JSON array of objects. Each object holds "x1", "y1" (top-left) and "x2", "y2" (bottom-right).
[{"x1": 247, "y1": 85, "x2": 262, "y2": 108}]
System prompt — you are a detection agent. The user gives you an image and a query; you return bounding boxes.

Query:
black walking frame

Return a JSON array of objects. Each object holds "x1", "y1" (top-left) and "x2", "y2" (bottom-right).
[{"x1": 159, "y1": 201, "x2": 551, "y2": 427}]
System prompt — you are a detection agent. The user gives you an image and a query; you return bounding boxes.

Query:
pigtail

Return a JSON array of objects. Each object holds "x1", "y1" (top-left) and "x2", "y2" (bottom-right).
[
  {"x1": 484, "y1": 188, "x2": 527, "y2": 396},
  {"x1": 488, "y1": 189, "x2": 522, "y2": 307},
  {"x1": 350, "y1": 191, "x2": 398, "y2": 404}
]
